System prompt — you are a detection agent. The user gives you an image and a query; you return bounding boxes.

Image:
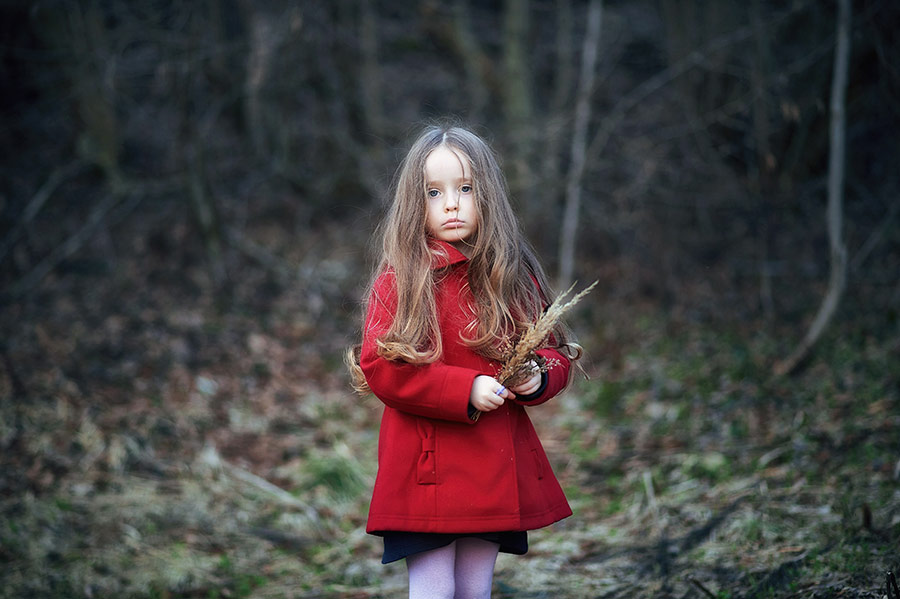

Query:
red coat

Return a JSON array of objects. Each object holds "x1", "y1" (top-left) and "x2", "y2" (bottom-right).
[{"x1": 361, "y1": 241, "x2": 572, "y2": 534}]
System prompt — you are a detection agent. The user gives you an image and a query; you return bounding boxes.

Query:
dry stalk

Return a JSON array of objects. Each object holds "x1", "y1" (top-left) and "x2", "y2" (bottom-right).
[{"x1": 496, "y1": 280, "x2": 597, "y2": 386}]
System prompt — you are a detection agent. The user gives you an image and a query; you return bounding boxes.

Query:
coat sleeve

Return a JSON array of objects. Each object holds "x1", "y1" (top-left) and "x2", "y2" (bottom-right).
[
  {"x1": 512, "y1": 347, "x2": 571, "y2": 407},
  {"x1": 360, "y1": 271, "x2": 478, "y2": 424}
]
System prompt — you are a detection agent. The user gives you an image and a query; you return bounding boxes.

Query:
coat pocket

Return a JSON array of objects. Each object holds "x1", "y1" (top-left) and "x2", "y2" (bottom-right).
[{"x1": 416, "y1": 421, "x2": 437, "y2": 485}]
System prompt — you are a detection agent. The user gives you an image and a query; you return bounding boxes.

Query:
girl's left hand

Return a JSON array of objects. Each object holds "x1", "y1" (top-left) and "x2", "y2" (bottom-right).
[
  {"x1": 510, "y1": 373, "x2": 541, "y2": 396},
  {"x1": 509, "y1": 361, "x2": 541, "y2": 396}
]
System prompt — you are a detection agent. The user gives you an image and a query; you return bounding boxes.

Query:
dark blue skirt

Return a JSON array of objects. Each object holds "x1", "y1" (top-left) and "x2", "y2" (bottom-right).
[{"x1": 379, "y1": 531, "x2": 528, "y2": 564}]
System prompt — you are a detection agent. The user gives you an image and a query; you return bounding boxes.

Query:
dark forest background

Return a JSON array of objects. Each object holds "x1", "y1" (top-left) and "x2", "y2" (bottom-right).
[{"x1": 1, "y1": 1, "x2": 898, "y2": 598}]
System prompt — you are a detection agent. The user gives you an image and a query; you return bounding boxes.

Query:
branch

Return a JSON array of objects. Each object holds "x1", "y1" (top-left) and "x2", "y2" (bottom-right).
[
  {"x1": 248, "y1": 527, "x2": 314, "y2": 550},
  {"x1": 848, "y1": 182, "x2": 899, "y2": 273},
  {"x1": 225, "y1": 225, "x2": 296, "y2": 281},
  {"x1": 2, "y1": 171, "x2": 186, "y2": 302},
  {"x1": 0, "y1": 161, "x2": 89, "y2": 264},
  {"x1": 688, "y1": 576, "x2": 718, "y2": 599},
  {"x1": 585, "y1": 25, "x2": 753, "y2": 160},
  {"x1": 585, "y1": 1, "x2": 814, "y2": 160},
  {"x1": 0, "y1": 348, "x2": 28, "y2": 399},
  {"x1": 888, "y1": 571, "x2": 900, "y2": 599},
  {"x1": 4, "y1": 191, "x2": 140, "y2": 301},
  {"x1": 198, "y1": 444, "x2": 322, "y2": 522}
]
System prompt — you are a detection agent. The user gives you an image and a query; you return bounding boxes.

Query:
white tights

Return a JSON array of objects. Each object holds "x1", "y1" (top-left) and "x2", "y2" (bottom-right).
[{"x1": 406, "y1": 537, "x2": 500, "y2": 599}]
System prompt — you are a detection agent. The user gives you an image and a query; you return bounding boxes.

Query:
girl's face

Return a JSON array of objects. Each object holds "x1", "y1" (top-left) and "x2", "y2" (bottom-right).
[{"x1": 424, "y1": 145, "x2": 478, "y2": 256}]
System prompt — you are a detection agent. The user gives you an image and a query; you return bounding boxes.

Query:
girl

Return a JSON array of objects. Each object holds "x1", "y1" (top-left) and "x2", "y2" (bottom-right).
[{"x1": 348, "y1": 124, "x2": 581, "y2": 598}]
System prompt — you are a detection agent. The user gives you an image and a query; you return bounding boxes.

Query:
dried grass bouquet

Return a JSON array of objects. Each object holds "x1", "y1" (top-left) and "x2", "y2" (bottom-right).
[{"x1": 496, "y1": 280, "x2": 597, "y2": 387}]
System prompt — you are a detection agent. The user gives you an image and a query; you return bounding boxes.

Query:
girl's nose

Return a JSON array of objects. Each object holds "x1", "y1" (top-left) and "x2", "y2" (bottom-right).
[{"x1": 444, "y1": 192, "x2": 458, "y2": 211}]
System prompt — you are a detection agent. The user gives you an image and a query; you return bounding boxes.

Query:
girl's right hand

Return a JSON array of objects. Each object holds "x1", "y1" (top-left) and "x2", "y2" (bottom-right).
[{"x1": 469, "y1": 375, "x2": 514, "y2": 413}]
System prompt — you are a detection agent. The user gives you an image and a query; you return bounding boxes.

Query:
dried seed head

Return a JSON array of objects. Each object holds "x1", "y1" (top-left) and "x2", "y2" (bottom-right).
[{"x1": 496, "y1": 281, "x2": 596, "y2": 386}]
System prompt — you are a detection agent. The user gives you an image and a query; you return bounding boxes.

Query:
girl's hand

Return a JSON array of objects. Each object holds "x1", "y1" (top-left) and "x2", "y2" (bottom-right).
[
  {"x1": 509, "y1": 371, "x2": 542, "y2": 396},
  {"x1": 509, "y1": 361, "x2": 541, "y2": 396},
  {"x1": 469, "y1": 375, "x2": 514, "y2": 413}
]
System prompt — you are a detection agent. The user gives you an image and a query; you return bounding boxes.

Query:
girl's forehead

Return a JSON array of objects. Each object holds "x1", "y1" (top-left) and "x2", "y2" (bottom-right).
[{"x1": 424, "y1": 145, "x2": 472, "y2": 176}]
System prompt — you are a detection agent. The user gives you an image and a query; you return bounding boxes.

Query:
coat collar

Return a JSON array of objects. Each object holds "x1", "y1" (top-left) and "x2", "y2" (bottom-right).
[{"x1": 429, "y1": 240, "x2": 469, "y2": 270}]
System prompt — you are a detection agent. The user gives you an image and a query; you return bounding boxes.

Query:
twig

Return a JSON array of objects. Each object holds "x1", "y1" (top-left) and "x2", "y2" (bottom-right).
[
  {"x1": 4, "y1": 191, "x2": 141, "y2": 300},
  {"x1": 848, "y1": 183, "x2": 899, "y2": 274},
  {"x1": 225, "y1": 225, "x2": 295, "y2": 281},
  {"x1": 585, "y1": 0, "x2": 815, "y2": 161},
  {"x1": 248, "y1": 526, "x2": 313, "y2": 550},
  {"x1": 888, "y1": 571, "x2": 900, "y2": 599},
  {"x1": 0, "y1": 348, "x2": 27, "y2": 399},
  {"x1": 687, "y1": 576, "x2": 717, "y2": 599},
  {"x1": 780, "y1": 581, "x2": 841, "y2": 599},
  {"x1": 0, "y1": 160, "x2": 88, "y2": 263},
  {"x1": 199, "y1": 444, "x2": 318, "y2": 516},
  {"x1": 643, "y1": 469, "x2": 658, "y2": 519},
  {"x1": 225, "y1": 459, "x2": 306, "y2": 509},
  {"x1": 862, "y1": 503, "x2": 873, "y2": 531}
]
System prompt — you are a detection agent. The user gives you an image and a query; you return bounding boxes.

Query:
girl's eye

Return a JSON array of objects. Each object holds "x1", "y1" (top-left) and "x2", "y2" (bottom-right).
[
  {"x1": 428, "y1": 189, "x2": 440, "y2": 198},
  {"x1": 461, "y1": 185, "x2": 472, "y2": 193}
]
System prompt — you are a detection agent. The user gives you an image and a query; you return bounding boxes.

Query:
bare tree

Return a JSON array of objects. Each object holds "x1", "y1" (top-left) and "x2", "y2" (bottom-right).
[
  {"x1": 557, "y1": 0, "x2": 603, "y2": 289},
  {"x1": 774, "y1": 0, "x2": 851, "y2": 375}
]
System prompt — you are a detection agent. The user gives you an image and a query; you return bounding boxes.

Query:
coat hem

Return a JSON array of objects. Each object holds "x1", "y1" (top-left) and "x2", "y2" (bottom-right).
[{"x1": 366, "y1": 506, "x2": 571, "y2": 535}]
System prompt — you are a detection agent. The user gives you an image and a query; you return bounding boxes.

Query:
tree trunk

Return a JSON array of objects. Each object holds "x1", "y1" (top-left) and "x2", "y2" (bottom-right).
[
  {"x1": 774, "y1": 0, "x2": 851, "y2": 376},
  {"x1": 244, "y1": 8, "x2": 281, "y2": 159},
  {"x1": 750, "y1": 0, "x2": 775, "y2": 320},
  {"x1": 532, "y1": 0, "x2": 574, "y2": 252},
  {"x1": 359, "y1": 0, "x2": 384, "y2": 138},
  {"x1": 357, "y1": 0, "x2": 386, "y2": 194},
  {"x1": 502, "y1": 0, "x2": 534, "y2": 204},
  {"x1": 452, "y1": 0, "x2": 490, "y2": 122},
  {"x1": 557, "y1": 0, "x2": 603, "y2": 290}
]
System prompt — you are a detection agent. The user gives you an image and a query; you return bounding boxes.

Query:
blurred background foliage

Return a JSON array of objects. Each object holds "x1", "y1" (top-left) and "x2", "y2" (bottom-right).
[
  {"x1": 2, "y1": 0, "x2": 897, "y2": 306},
  {"x1": 1, "y1": 0, "x2": 898, "y2": 597}
]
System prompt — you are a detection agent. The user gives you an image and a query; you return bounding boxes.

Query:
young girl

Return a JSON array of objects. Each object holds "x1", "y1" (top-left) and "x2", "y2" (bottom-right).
[{"x1": 348, "y1": 124, "x2": 581, "y2": 598}]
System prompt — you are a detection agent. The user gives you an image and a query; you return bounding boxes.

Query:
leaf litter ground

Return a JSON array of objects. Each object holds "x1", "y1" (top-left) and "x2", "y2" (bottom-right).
[{"x1": 1, "y1": 225, "x2": 898, "y2": 598}]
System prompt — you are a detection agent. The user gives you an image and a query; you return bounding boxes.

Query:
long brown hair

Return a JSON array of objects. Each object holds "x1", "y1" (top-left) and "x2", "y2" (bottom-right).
[{"x1": 348, "y1": 124, "x2": 578, "y2": 391}]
